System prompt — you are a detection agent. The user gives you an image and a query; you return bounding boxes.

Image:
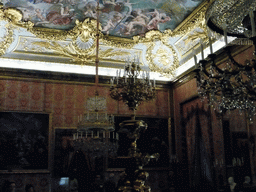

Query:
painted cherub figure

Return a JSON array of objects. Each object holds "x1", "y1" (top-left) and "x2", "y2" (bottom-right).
[
  {"x1": 147, "y1": 9, "x2": 171, "y2": 30},
  {"x1": 102, "y1": 12, "x2": 123, "y2": 34},
  {"x1": 124, "y1": 9, "x2": 149, "y2": 35}
]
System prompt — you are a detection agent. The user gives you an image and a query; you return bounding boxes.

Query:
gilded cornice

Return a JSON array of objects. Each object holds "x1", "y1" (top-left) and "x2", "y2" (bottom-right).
[{"x1": 173, "y1": 1, "x2": 209, "y2": 37}]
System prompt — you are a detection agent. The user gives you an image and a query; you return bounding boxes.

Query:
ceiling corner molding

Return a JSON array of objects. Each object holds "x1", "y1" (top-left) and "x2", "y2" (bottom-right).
[{"x1": 173, "y1": 1, "x2": 209, "y2": 37}]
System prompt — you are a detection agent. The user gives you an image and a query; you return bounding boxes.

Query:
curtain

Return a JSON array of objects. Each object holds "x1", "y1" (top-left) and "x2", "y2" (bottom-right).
[{"x1": 190, "y1": 107, "x2": 214, "y2": 192}]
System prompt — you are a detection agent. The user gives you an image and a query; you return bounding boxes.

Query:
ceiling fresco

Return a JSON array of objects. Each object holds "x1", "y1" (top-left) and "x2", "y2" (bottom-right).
[
  {"x1": 2, "y1": 0, "x2": 204, "y2": 38},
  {"x1": 0, "y1": 0, "x2": 213, "y2": 80}
]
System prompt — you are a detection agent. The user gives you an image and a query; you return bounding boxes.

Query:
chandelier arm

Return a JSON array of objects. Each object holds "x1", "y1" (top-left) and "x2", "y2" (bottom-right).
[
  {"x1": 199, "y1": 60, "x2": 211, "y2": 77},
  {"x1": 224, "y1": 47, "x2": 253, "y2": 71},
  {"x1": 201, "y1": 54, "x2": 238, "y2": 78},
  {"x1": 110, "y1": 59, "x2": 156, "y2": 111},
  {"x1": 209, "y1": 52, "x2": 245, "y2": 77},
  {"x1": 208, "y1": 54, "x2": 228, "y2": 75},
  {"x1": 243, "y1": 83, "x2": 256, "y2": 97}
]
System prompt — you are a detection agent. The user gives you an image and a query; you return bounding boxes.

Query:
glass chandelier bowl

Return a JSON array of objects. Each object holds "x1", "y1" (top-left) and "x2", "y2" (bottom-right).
[
  {"x1": 206, "y1": 0, "x2": 256, "y2": 38},
  {"x1": 110, "y1": 58, "x2": 156, "y2": 112},
  {"x1": 74, "y1": 92, "x2": 118, "y2": 157}
]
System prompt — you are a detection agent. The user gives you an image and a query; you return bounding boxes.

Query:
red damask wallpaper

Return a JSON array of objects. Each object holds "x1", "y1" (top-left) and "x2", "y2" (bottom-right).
[{"x1": 0, "y1": 79, "x2": 169, "y2": 128}]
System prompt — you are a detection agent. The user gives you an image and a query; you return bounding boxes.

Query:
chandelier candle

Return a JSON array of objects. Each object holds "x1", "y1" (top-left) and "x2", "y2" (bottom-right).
[
  {"x1": 249, "y1": 10, "x2": 256, "y2": 36},
  {"x1": 209, "y1": 36, "x2": 213, "y2": 54},
  {"x1": 224, "y1": 28, "x2": 228, "y2": 45},
  {"x1": 200, "y1": 41, "x2": 204, "y2": 60}
]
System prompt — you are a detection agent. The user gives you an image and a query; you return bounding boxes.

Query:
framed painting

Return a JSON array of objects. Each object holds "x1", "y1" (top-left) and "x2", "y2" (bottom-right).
[
  {"x1": 108, "y1": 116, "x2": 169, "y2": 168},
  {"x1": 0, "y1": 111, "x2": 51, "y2": 171}
]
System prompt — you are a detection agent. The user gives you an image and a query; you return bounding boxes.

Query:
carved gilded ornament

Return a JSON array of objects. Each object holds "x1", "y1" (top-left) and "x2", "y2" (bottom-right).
[
  {"x1": 33, "y1": 40, "x2": 131, "y2": 64},
  {"x1": 146, "y1": 40, "x2": 179, "y2": 77},
  {"x1": 173, "y1": 1, "x2": 208, "y2": 38},
  {"x1": 172, "y1": 1, "x2": 211, "y2": 60},
  {"x1": 0, "y1": 5, "x2": 34, "y2": 56}
]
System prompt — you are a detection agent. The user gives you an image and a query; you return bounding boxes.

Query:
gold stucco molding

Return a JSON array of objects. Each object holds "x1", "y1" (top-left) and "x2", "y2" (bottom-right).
[
  {"x1": 145, "y1": 37, "x2": 179, "y2": 78},
  {"x1": 0, "y1": 5, "x2": 34, "y2": 56},
  {"x1": 173, "y1": 1, "x2": 209, "y2": 38}
]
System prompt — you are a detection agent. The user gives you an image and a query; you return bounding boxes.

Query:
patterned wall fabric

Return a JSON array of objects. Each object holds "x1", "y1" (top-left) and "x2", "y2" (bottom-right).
[
  {"x1": 0, "y1": 80, "x2": 169, "y2": 128},
  {"x1": 0, "y1": 78, "x2": 169, "y2": 191}
]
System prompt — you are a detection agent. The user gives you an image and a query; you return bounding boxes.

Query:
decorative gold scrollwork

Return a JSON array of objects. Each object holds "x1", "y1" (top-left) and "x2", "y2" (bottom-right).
[
  {"x1": 0, "y1": 6, "x2": 19, "y2": 56},
  {"x1": 146, "y1": 38, "x2": 179, "y2": 78},
  {"x1": 0, "y1": 5, "x2": 35, "y2": 56},
  {"x1": 0, "y1": 22, "x2": 14, "y2": 56},
  {"x1": 173, "y1": 1, "x2": 208, "y2": 38}
]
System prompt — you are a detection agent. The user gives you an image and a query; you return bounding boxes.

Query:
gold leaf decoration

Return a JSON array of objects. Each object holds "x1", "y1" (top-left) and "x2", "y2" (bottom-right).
[
  {"x1": 184, "y1": 31, "x2": 208, "y2": 45},
  {"x1": 173, "y1": 1, "x2": 208, "y2": 37},
  {"x1": 33, "y1": 40, "x2": 131, "y2": 64},
  {"x1": 146, "y1": 40, "x2": 179, "y2": 78}
]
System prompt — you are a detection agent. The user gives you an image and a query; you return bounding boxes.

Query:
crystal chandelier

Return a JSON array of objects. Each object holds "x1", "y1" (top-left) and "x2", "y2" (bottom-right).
[
  {"x1": 196, "y1": 45, "x2": 256, "y2": 120},
  {"x1": 195, "y1": 0, "x2": 256, "y2": 122},
  {"x1": 206, "y1": 0, "x2": 256, "y2": 38},
  {"x1": 73, "y1": 0, "x2": 118, "y2": 157},
  {"x1": 110, "y1": 57, "x2": 156, "y2": 112},
  {"x1": 74, "y1": 92, "x2": 118, "y2": 157}
]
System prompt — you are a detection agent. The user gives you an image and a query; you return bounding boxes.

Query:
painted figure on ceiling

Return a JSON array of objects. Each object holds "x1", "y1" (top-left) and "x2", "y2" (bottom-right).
[
  {"x1": 124, "y1": 9, "x2": 150, "y2": 35},
  {"x1": 101, "y1": 11, "x2": 123, "y2": 34},
  {"x1": 83, "y1": 1, "x2": 97, "y2": 19},
  {"x1": 146, "y1": 9, "x2": 171, "y2": 30},
  {"x1": 34, "y1": 8, "x2": 47, "y2": 23},
  {"x1": 2, "y1": 0, "x2": 204, "y2": 36},
  {"x1": 45, "y1": 4, "x2": 75, "y2": 25}
]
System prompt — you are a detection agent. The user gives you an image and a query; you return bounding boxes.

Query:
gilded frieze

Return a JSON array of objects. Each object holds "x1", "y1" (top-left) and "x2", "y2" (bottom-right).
[{"x1": 33, "y1": 40, "x2": 132, "y2": 64}]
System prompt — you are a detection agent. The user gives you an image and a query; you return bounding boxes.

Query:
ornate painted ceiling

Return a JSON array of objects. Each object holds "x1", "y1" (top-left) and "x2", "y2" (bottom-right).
[
  {"x1": 3, "y1": 0, "x2": 203, "y2": 37},
  {"x1": 0, "y1": 0, "x2": 220, "y2": 81}
]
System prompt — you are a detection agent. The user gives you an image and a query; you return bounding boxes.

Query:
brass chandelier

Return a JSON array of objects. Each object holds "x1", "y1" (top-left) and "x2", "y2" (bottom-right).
[
  {"x1": 109, "y1": 53, "x2": 158, "y2": 192},
  {"x1": 195, "y1": 0, "x2": 256, "y2": 121},
  {"x1": 110, "y1": 58, "x2": 156, "y2": 112}
]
